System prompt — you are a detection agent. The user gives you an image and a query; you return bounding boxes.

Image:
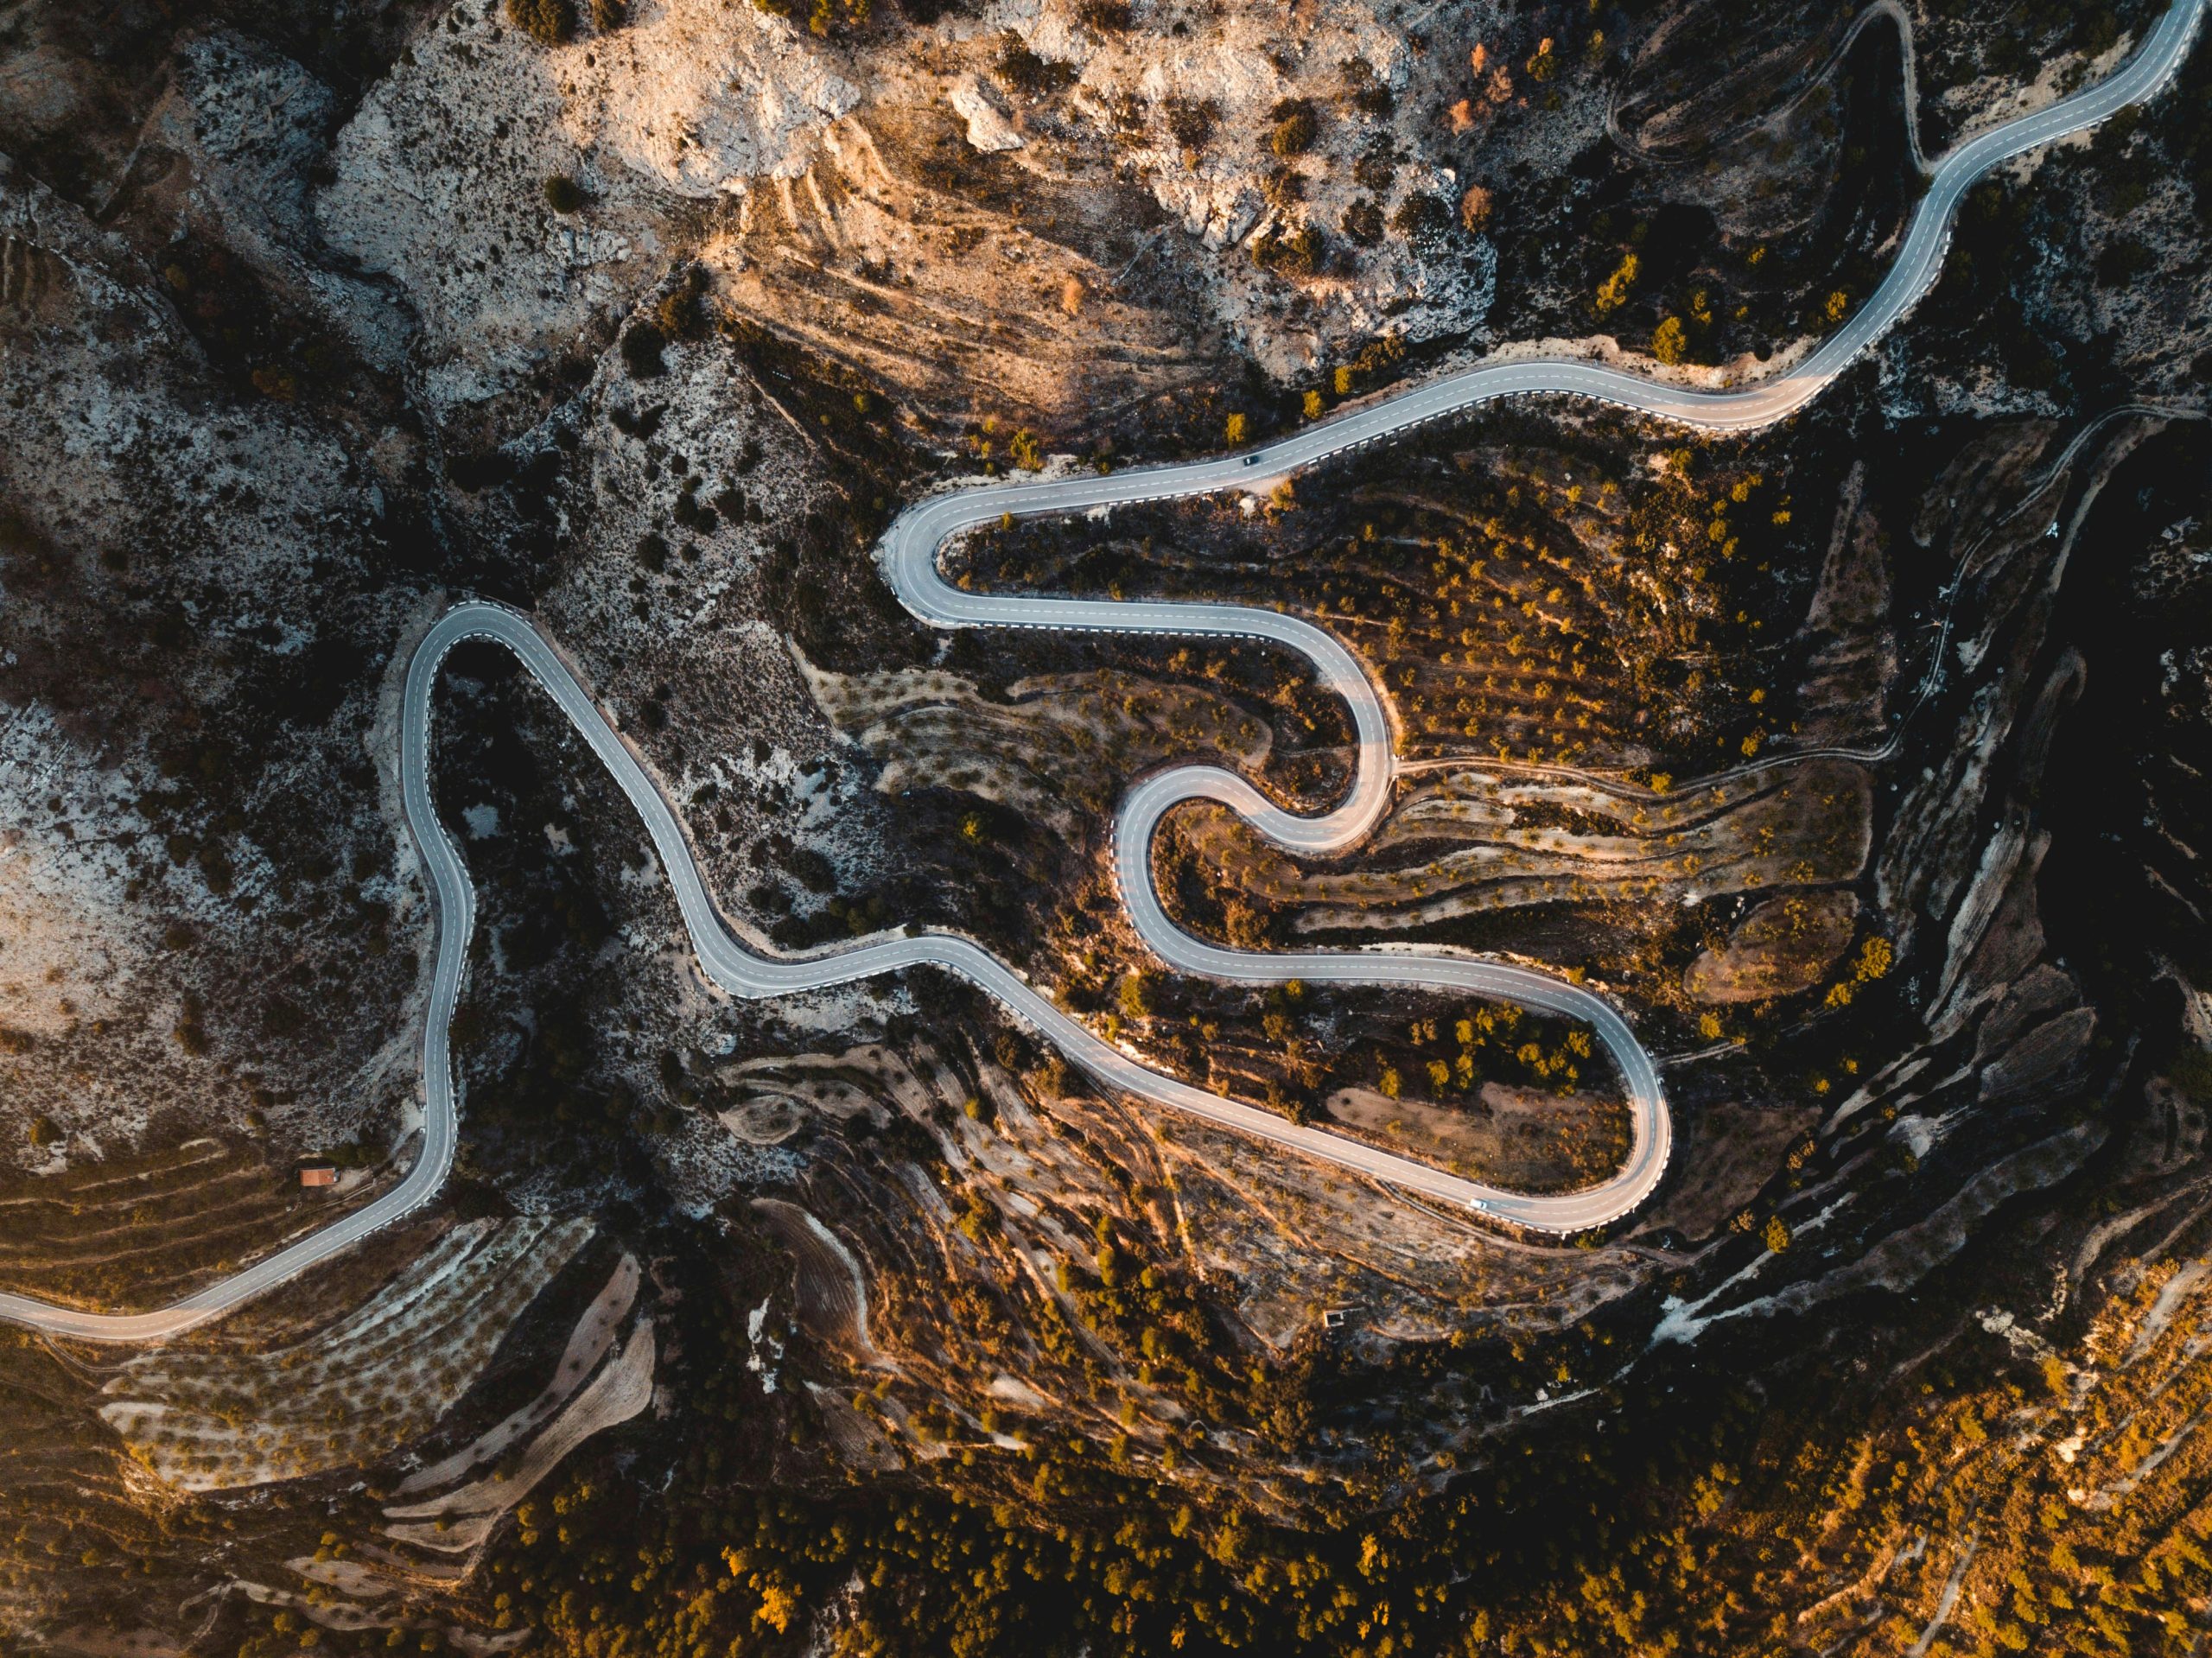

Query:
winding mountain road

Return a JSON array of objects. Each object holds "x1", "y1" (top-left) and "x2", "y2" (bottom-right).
[
  {"x1": 5, "y1": 0, "x2": 2197, "y2": 1341},
  {"x1": 1607, "y1": 0, "x2": 1933, "y2": 177}
]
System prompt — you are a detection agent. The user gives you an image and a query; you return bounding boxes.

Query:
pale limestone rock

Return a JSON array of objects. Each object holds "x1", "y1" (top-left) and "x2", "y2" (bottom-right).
[{"x1": 947, "y1": 74, "x2": 1023, "y2": 152}]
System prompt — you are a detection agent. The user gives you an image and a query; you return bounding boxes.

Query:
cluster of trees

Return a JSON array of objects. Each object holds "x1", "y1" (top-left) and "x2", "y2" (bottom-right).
[
  {"x1": 429, "y1": 1217, "x2": 2212, "y2": 1658},
  {"x1": 957, "y1": 417, "x2": 1045, "y2": 474},
  {"x1": 1225, "y1": 488, "x2": 1620, "y2": 767},
  {"x1": 1342, "y1": 56, "x2": 1395, "y2": 118},
  {"x1": 1945, "y1": 0, "x2": 2129, "y2": 81},
  {"x1": 1325, "y1": 331, "x2": 1407, "y2": 400},
  {"x1": 970, "y1": 423, "x2": 1808, "y2": 785},
  {"x1": 1058, "y1": 1216, "x2": 1262, "y2": 1431},
  {"x1": 1819, "y1": 932, "x2": 1895, "y2": 1011},
  {"x1": 0, "y1": 1133, "x2": 311, "y2": 1309},
  {"x1": 1595, "y1": 448, "x2": 1799, "y2": 764},
  {"x1": 1375, "y1": 1007, "x2": 1599, "y2": 1101}
]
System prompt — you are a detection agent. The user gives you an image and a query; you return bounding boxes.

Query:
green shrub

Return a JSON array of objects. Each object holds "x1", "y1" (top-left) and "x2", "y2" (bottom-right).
[
  {"x1": 1255, "y1": 222, "x2": 1325, "y2": 277},
  {"x1": 653, "y1": 267, "x2": 711, "y2": 340},
  {"x1": 2095, "y1": 236, "x2": 2153, "y2": 288},
  {"x1": 1353, "y1": 143, "x2": 1397, "y2": 192},
  {"x1": 996, "y1": 35, "x2": 1075, "y2": 98},
  {"x1": 753, "y1": 0, "x2": 870, "y2": 39},
  {"x1": 505, "y1": 0, "x2": 575, "y2": 45},
  {"x1": 957, "y1": 1191, "x2": 1001, "y2": 1242},
  {"x1": 1389, "y1": 193, "x2": 1450, "y2": 244},
  {"x1": 1268, "y1": 101, "x2": 1318, "y2": 158},
  {"x1": 1117, "y1": 972, "x2": 1154, "y2": 1020},
  {"x1": 543, "y1": 175, "x2": 584, "y2": 213},
  {"x1": 1166, "y1": 98, "x2": 1217, "y2": 148},
  {"x1": 619, "y1": 320, "x2": 665, "y2": 379}
]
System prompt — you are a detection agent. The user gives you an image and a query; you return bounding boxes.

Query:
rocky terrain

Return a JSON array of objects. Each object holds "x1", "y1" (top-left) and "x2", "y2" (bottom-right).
[{"x1": 1, "y1": 0, "x2": 2210, "y2": 1652}]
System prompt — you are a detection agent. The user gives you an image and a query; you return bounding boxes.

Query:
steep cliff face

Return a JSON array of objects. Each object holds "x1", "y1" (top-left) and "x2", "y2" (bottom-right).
[{"x1": 1, "y1": 0, "x2": 2209, "y2": 1650}]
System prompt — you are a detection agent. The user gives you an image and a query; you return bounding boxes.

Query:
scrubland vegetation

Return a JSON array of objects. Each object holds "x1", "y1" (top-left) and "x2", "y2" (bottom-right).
[
  {"x1": 4, "y1": 0, "x2": 2211, "y2": 1648},
  {"x1": 956, "y1": 422, "x2": 1815, "y2": 777},
  {"x1": 198, "y1": 1041, "x2": 2212, "y2": 1658},
  {"x1": 101, "y1": 1218, "x2": 592, "y2": 1490}
]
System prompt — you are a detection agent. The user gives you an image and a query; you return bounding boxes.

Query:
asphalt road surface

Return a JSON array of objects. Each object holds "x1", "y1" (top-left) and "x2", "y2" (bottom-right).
[{"x1": 6, "y1": 0, "x2": 2197, "y2": 1340}]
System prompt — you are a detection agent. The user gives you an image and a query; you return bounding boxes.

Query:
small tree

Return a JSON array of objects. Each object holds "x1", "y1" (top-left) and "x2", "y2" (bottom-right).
[
  {"x1": 1594, "y1": 252, "x2": 1639, "y2": 314},
  {"x1": 1118, "y1": 972, "x2": 1154, "y2": 1020},
  {"x1": 1389, "y1": 194, "x2": 1450, "y2": 244},
  {"x1": 1651, "y1": 316, "x2": 1687, "y2": 365},
  {"x1": 1224, "y1": 412, "x2": 1249, "y2": 446}
]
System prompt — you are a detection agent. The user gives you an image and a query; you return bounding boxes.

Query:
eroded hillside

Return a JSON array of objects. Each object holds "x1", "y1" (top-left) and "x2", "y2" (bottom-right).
[{"x1": 1, "y1": 0, "x2": 2209, "y2": 1652}]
